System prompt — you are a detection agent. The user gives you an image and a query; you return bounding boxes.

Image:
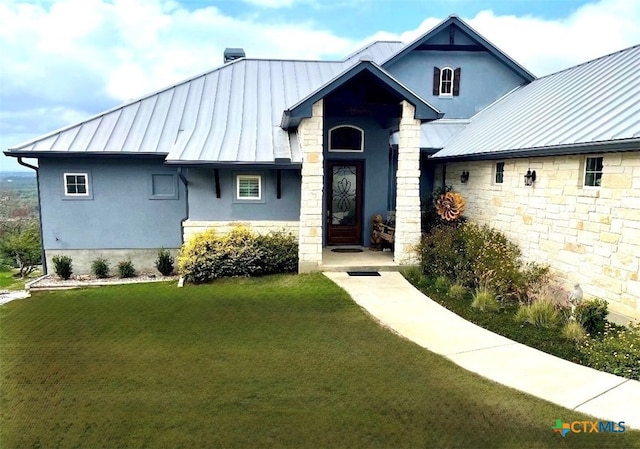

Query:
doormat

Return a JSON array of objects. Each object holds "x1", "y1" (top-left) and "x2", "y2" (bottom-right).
[
  {"x1": 331, "y1": 248, "x2": 363, "y2": 253},
  {"x1": 347, "y1": 271, "x2": 381, "y2": 276}
]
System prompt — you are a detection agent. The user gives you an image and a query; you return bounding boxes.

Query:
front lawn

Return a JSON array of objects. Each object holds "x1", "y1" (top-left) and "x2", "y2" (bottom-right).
[
  {"x1": 0, "y1": 269, "x2": 41, "y2": 291},
  {"x1": 1, "y1": 274, "x2": 638, "y2": 448}
]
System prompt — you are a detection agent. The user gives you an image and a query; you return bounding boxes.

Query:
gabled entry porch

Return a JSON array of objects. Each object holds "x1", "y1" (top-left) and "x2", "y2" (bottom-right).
[{"x1": 284, "y1": 60, "x2": 441, "y2": 272}]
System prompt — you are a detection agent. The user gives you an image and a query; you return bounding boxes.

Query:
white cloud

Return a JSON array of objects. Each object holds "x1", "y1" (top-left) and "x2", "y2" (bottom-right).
[
  {"x1": 1, "y1": 0, "x2": 640, "y2": 172},
  {"x1": 241, "y1": 0, "x2": 299, "y2": 8},
  {"x1": 363, "y1": 0, "x2": 640, "y2": 78}
]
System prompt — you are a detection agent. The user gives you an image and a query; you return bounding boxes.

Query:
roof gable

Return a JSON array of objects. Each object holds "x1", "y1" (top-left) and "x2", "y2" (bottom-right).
[
  {"x1": 382, "y1": 15, "x2": 535, "y2": 82},
  {"x1": 432, "y1": 44, "x2": 640, "y2": 159},
  {"x1": 281, "y1": 60, "x2": 442, "y2": 129}
]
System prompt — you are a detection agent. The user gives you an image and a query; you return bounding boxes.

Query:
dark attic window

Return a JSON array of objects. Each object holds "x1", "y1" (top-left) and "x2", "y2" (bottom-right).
[
  {"x1": 329, "y1": 125, "x2": 364, "y2": 152},
  {"x1": 433, "y1": 67, "x2": 461, "y2": 96}
]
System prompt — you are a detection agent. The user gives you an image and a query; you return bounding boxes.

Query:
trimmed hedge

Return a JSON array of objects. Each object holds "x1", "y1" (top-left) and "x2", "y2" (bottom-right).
[{"x1": 178, "y1": 226, "x2": 298, "y2": 283}]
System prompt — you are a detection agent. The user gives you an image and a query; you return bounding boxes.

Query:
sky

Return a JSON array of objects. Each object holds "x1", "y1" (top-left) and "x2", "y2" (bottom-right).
[{"x1": 1, "y1": 0, "x2": 640, "y2": 171}]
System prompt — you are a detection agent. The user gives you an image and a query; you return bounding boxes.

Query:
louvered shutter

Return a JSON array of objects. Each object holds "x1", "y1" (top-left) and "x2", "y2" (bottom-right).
[
  {"x1": 453, "y1": 67, "x2": 461, "y2": 96},
  {"x1": 432, "y1": 67, "x2": 441, "y2": 95}
]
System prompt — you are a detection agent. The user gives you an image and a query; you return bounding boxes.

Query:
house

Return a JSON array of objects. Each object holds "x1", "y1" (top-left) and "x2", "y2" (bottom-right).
[{"x1": 4, "y1": 15, "x2": 639, "y2": 318}]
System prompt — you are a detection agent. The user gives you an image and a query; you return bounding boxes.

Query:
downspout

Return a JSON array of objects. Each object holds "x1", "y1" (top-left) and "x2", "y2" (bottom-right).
[
  {"x1": 17, "y1": 157, "x2": 47, "y2": 274},
  {"x1": 177, "y1": 167, "x2": 189, "y2": 245}
]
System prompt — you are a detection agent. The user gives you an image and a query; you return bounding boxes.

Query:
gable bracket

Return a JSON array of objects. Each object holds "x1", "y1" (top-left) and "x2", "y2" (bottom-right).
[
  {"x1": 276, "y1": 169, "x2": 282, "y2": 199},
  {"x1": 214, "y1": 168, "x2": 221, "y2": 198},
  {"x1": 449, "y1": 23, "x2": 455, "y2": 45}
]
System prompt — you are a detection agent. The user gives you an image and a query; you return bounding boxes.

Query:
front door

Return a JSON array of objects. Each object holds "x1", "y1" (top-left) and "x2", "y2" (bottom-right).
[{"x1": 327, "y1": 161, "x2": 364, "y2": 245}]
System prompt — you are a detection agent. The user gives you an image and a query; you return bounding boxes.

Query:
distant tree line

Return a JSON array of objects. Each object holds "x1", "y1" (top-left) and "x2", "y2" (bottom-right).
[{"x1": 0, "y1": 176, "x2": 41, "y2": 277}]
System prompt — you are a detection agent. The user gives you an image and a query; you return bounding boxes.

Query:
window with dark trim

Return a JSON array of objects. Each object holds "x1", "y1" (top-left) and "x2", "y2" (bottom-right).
[
  {"x1": 64, "y1": 173, "x2": 89, "y2": 196},
  {"x1": 433, "y1": 66, "x2": 461, "y2": 96},
  {"x1": 495, "y1": 162, "x2": 505, "y2": 184},
  {"x1": 584, "y1": 156, "x2": 603, "y2": 187}
]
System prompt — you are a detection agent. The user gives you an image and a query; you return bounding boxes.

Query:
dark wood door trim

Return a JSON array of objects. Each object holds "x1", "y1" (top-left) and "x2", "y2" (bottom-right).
[{"x1": 326, "y1": 160, "x2": 364, "y2": 246}]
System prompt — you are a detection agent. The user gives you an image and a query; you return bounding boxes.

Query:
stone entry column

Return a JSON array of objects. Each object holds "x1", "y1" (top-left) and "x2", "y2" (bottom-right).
[
  {"x1": 298, "y1": 99, "x2": 324, "y2": 272},
  {"x1": 394, "y1": 101, "x2": 422, "y2": 264}
]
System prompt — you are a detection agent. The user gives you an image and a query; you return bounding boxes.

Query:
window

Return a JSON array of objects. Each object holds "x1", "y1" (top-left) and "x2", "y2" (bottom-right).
[
  {"x1": 329, "y1": 125, "x2": 364, "y2": 152},
  {"x1": 584, "y1": 156, "x2": 603, "y2": 187},
  {"x1": 433, "y1": 66, "x2": 461, "y2": 97},
  {"x1": 64, "y1": 173, "x2": 89, "y2": 196},
  {"x1": 495, "y1": 162, "x2": 505, "y2": 184},
  {"x1": 236, "y1": 175, "x2": 261, "y2": 200},
  {"x1": 150, "y1": 173, "x2": 178, "y2": 199},
  {"x1": 440, "y1": 67, "x2": 453, "y2": 95}
]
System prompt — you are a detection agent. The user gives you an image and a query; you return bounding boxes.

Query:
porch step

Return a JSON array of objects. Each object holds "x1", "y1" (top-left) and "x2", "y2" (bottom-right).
[{"x1": 319, "y1": 264, "x2": 404, "y2": 273}]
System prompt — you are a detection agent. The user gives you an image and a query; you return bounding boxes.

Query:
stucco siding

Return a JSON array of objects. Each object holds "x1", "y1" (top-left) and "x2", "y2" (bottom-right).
[
  {"x1": 387, "y1": 51, "x2": 526, "y2": 118},
  {"x1": 438, "y1": 151, "x2": 640, "y2": 318},
  {"x1": 186, "y1": 167, "x2": 301, "y2": 221},
  {"x1": 38, "y1": 158, "x2": 186, "y2": 251}
]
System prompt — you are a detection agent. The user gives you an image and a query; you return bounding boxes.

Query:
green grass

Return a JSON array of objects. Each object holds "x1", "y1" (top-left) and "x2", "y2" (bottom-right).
[
  {"x1": 1, "y1": 274, "x2": 639, "y2": 448},
  {"x1": 0, "y1": 269, "x2": 40, "y2": 290}
]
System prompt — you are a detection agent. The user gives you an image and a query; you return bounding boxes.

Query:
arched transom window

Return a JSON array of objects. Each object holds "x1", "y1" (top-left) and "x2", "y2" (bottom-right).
[{"x1": 329, "y1": 125, "x2": 364, "y2": 152}]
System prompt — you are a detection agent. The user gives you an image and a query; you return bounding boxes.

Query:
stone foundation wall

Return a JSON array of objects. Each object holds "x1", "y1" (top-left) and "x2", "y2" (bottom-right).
[
  {"x1": 439, "y1": 151, "x2": 640, "y2": 318},
  {"x1": 44, "y1": 248, "x2": 180, "y2": 276},
  {"x1": 182, "y1": 220, "x2": 299, "y2": 243}
]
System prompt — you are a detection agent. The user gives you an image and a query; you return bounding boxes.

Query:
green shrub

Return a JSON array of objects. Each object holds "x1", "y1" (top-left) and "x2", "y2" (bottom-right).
[
  {"x1": 514, "y1": 263, "x2": 551, "y2": 303},
  {"x1": 91, "y1": 258, "x2": 109, "y2": 279},
  {"x1": 155, "y1": 248, "x2": 175, "y2": 276},
  {"x1": 255, "y1": 230, "x2": 298, "y2": 275},
  {"x1": 562, "y1": 321, "x2": 587, "y2": 342},
  {"x1": 574, "y1": 298, "x2": 608, "y2": 335},
  {"x1": 578, "y1": 323, "x2": 640, "y2": 380},
  {"x1": 459, "y1": 223, "x2": 522, "y2": 301},
  {"x1": 402, "y1": 266, "x2": 422, "y2": 285},
  {"x1": 471, "y1": 287, "x2": 499, "y2": 312},
  {"x1": 417, "y1": 222, "x2": 546, "y2": 303},
  {"x1": 117, "y1": 260, "x2": 136, "y2": 278},
  {"x1": 417, "y1": 224, "x2": 465, "y2": 280},
  {"x1": 177, "y1": 226, "x2": 298, "y2": 284},
  {"x1": 52, "y1": 255, "x2": 73, "y2": 280},
  {"x1": 448, "y1": 282, "x2": 467, "y2": 300},
  {"x1": 434, "y1": 276, "x2": 451, "y2": 294},
  {"x1": 515, "y1": 300, "x2": 560, "y2": 328}
]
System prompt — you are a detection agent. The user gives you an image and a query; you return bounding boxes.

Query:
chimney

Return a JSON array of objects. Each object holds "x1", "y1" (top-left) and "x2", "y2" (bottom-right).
[{"x1": 224, "y1": 48, "x2": 246, "y2": 63}]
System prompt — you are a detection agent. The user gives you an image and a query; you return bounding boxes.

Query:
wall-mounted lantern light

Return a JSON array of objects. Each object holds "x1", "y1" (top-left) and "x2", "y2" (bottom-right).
[
  {"x1": 460, "y1": 170, "x2": 469, "y2": 184},
  {"x1": 524, "y1": 169, "x2": 537, "y2": 186}
]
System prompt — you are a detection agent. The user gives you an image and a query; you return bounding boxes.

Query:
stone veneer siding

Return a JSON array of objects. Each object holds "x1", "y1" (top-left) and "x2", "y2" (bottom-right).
[
  {"x1": 182, "y1": 220, "x2": 300, "y2": 242},
  {"x1": 438, "y1": 152, "x2": 640, "y2": 318},
  {"x1": 297, "y1": 99, "x2": 324, "y2": 273},
  {"x1": 394, "y1": 101, "x2": 423, "y2": 265}
]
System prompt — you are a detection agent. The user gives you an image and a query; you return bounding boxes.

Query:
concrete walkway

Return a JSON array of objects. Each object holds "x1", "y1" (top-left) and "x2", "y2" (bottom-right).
[
  {"x1": 0, "y1": 290, "x2": 30, "y2": 305},
  {"x1": 324, "y1": 271, "x2": 640, "y2": 429}
]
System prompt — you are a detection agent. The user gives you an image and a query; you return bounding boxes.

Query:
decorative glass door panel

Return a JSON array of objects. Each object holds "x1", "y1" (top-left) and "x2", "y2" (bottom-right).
[
  {"x1": 327, "y1": 161, "x2": 363, "y2": 245},
  {"x1": 331, "y1": 166, "x2": 357, "y2": 225}
]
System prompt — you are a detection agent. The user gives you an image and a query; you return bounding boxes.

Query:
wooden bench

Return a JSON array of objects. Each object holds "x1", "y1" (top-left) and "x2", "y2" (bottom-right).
[{"x1": 377, "y1": 223, "x2": 395, "y2": 243}]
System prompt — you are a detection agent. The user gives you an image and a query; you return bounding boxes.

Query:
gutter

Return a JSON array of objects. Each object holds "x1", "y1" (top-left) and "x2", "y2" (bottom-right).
[
  {"x1": 177, "y1": 168, "x2": 189, "y2": 245},
  {"x1": 430, "y1": 138, "x2": 640, "y2": 162},
  {"x1": 17, "y1": 157, "x2": 47, "y2": 275}
]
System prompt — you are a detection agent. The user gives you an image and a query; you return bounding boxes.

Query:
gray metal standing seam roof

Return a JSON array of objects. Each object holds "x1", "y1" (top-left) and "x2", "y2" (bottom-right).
[
  {"x1": 5, "y1": 41, "x2": 404, "y2": 165},
  {"x1": 432, "y1": 44, "x2": 640, "y2": 159},
  {"x1": 390, "y1": 119, "x2": 469, "y2": 149}
]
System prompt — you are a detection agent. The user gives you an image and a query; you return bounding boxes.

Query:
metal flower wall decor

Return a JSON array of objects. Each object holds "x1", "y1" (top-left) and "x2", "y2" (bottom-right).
[{"x1": 435, "y1": 192, "x2": 466, "y2": 221}]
